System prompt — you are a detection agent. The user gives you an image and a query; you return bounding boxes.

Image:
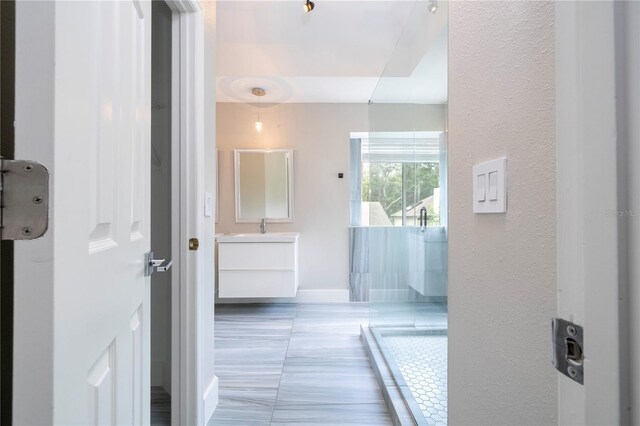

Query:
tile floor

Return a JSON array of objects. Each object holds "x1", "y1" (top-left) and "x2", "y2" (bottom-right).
[
  {"x1": 209, "y1": 303, "x2": 392, "y2": 426},
  {"x1": 151, "y1": 386, "x2": 171, "y2": 425},
  {"x1": 385, "y1": 334, "x2": 448, "y2": 425},
  {"x1": 150, "y1": 303, "x2": 450, "y2": 426}
]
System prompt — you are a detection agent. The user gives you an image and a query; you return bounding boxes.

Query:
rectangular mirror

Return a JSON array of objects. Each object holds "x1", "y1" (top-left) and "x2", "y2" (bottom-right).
[{"x1": 234, "y1": 149, "x2": 294, "y2": 223}]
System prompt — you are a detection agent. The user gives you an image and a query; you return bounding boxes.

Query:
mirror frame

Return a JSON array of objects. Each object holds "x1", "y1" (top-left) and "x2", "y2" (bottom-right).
[{"x1": 234, "y1": 148, "x2": 294, "y2": 223}]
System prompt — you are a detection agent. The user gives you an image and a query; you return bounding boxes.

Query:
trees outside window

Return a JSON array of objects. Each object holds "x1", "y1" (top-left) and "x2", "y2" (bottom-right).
[{"x1": 362, "y1": 161, "x2": 440, "y2": 226}]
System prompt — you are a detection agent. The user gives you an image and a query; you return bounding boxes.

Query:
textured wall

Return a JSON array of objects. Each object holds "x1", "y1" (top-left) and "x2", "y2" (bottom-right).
[{"x1": 448, "y1": 2, "x2": 557, "y2": 424}]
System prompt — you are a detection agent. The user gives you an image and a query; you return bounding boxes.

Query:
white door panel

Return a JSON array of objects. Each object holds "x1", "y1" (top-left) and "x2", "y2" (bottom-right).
[{"x1": 14, "y1": 1, "x2": 151, "y2": 424}]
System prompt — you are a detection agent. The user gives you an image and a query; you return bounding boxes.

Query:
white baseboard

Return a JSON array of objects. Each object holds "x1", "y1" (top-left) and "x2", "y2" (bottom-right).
[
  {"x1": 203, "y1": 375, "x2": 219, "y2": 424},
  {"x1": 216, "y1": 289, "x2": 350, "y2": 304}
]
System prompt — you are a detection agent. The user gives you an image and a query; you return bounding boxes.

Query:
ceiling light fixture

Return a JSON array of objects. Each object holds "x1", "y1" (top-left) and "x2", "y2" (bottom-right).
[
  {"x1": 429, "y1": 0, "x2": 438, "y2": 14},
  {"x1": 252, "y1": 87, "x2": 266, "y2": 132},
  {"x1": 304, "y1": 0, "x2": 315, "y2": 13}
]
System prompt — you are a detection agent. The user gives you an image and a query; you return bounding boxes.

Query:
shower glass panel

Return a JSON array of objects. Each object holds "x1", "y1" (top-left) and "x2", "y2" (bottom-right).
[
  {"x1": 364, "y1": 132, "x2": 421, "y2": 328},
  {"x1": 363, "y1": 1, "x2": 448, "y2": 424}
]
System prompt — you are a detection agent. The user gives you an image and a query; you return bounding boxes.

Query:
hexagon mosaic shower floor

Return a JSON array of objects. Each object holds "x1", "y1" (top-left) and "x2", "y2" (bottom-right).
[{"x1": 384, "y1": 335, "x2": 448, "y2": 425}]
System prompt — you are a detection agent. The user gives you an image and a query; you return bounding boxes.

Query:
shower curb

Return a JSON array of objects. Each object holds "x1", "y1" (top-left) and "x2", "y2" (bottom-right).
[{"x1": 360, "y1": 325, "x2": 418, "y2": 426}]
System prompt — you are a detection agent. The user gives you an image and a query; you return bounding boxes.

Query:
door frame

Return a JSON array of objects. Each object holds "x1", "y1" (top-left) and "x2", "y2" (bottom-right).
[
  {"x1": 556, "y1": 1, "x2": 635, "y2": 424},
  {"x1": 164, "y1": 0, "x2": 211, "y2": 425}
]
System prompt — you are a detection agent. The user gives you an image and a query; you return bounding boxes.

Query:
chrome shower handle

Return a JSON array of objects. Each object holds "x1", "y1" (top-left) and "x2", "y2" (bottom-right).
[{"x1": 419, "y1": 207, "x2": 428, "y2": 232}]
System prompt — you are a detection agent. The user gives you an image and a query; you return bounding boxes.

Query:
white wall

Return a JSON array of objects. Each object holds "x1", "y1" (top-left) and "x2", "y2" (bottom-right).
[
  {"x1": 216, "y1": 103, "x2": 445, "y2": 300},
  {"x1": 448, "y1": 1, "x2": 557, "y2": 424}
]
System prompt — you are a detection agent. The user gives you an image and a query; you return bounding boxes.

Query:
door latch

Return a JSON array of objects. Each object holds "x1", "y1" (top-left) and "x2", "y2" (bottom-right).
[
  {"x1": 145, "y1": 251, "x2": 173, "y2": 277},
  {"x1": 0, "y1": 159, "x2": 49, "y2": 240},
  {"x1": 552, "y1": 318, "x2": 584, "y2": 384}
]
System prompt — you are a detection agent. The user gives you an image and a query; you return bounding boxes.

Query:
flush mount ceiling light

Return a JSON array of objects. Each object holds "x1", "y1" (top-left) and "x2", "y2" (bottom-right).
[
  {"x1": 304, "y1": 0, "x2": 315, "y2": 13},
  {"x1": 252, "y1": 87, "x2": 266, "y2": 132}
]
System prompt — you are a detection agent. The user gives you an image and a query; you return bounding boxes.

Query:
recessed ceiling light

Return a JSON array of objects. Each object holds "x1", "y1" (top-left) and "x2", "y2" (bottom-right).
[{"x1": 304, "y1": 0, "x2": 315, "y2": 13}]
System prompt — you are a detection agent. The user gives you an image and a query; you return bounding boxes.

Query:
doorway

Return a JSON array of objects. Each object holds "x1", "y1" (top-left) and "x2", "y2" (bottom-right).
[{"x1": 150, "y1": 1, "x2": 174, "y2": 423}]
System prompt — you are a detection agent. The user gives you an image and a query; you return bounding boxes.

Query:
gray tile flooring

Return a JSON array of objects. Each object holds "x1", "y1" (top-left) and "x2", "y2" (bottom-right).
[
  {"x1": 151, "y1": 386, "x2": 171, "y2": 425},
  {"x1": 385, "y1": 335, "x2": 448, "y2": 425},
  {"x1": 209, "y1": 303, "x2": 392, "y2": 426}
]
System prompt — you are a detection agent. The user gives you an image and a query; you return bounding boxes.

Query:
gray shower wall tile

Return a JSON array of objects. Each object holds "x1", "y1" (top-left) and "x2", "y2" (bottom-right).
[{"x1": 349, "y1": 226, "x2": 449, "y2": 302}]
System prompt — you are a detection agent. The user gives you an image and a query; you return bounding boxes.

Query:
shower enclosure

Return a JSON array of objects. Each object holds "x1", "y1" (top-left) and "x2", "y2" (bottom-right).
[{"x1": 351, "y1": 2, "x2": 448, "y2": 424}]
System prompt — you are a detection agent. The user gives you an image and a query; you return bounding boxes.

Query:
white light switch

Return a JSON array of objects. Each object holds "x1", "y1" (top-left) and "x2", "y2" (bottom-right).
[
  {"x1": 476, "y1": 174, "x2": 487, "y2": 202},
  {"x1": 204, "y1": 192, "x2": 213, "y2": 217},
  {"x1": 488, "y1": 171, "x2": 498, "y2": 201},
  {"x1": 472, "y1": 157, "x2": 507, "y2": 213}
]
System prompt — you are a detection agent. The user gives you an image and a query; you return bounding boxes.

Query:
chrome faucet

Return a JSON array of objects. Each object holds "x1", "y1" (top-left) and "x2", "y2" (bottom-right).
[
  {"x1": 260, "y1": 218, "x2": 266, "y2": 234},
  {"x1": 419, "y1": 207, "x2": 428, "y2": 232}
]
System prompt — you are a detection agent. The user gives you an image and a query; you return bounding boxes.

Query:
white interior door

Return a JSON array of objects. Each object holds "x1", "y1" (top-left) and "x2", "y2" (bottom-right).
[
  {"x1": 556, "y1": 1, "x2": 638, "y2": 424},
  {"x1": 13, "y1": 1, "x2": 151, "y2": 424}
]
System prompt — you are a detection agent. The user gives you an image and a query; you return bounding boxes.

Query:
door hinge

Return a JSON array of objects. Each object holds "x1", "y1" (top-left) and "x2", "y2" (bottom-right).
[
  {"x1": 0, "y1": 159, "x2": 49, "y2": 240},
  {"x1": 552, "y1": 318, "x2": 584, "y2": 385}
]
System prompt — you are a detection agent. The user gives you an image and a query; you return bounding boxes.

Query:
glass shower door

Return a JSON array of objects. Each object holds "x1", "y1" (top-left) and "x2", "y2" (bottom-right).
[
  {"x1": 364, "y1": 131, "x2": 420, "y2": 330},
  {"x1": 362, "y1": 0, "x2": 449, "y2": 423}
]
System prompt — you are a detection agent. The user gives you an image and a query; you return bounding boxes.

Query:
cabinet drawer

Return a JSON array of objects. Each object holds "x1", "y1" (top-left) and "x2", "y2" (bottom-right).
[
  {"x1": 218, "y1": 242, "x2": 296, "y2": 270},
  {"x1": 218, "y1": 270, "x2": 298, "y2": 298}
]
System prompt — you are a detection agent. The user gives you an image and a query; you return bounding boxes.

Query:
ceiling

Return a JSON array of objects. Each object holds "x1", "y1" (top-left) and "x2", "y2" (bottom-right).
[{"x1": 216, "y1": 1, "x2": 448, "y2": 104}]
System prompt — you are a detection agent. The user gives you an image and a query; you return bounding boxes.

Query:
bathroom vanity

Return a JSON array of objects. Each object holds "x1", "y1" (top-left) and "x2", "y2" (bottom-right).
[{"x1": 216, "y1": 232, "x2": 299, "y2": 298}]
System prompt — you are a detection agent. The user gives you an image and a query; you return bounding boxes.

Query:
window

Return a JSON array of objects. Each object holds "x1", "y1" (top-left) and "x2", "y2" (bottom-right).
[{"x1": 350, "y1": 132, "x2": 447, "y2": 227}]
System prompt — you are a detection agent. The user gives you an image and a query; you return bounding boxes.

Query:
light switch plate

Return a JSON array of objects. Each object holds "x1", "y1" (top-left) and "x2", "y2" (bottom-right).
[{"x1": 473, "y1": 157, "x2": 507, "y2": 213}]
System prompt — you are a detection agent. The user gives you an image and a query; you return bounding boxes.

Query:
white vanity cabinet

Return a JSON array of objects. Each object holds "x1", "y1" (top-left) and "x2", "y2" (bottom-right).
[{"x1": 216, "y1": 233, "x2": 299, "y2": 298}]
